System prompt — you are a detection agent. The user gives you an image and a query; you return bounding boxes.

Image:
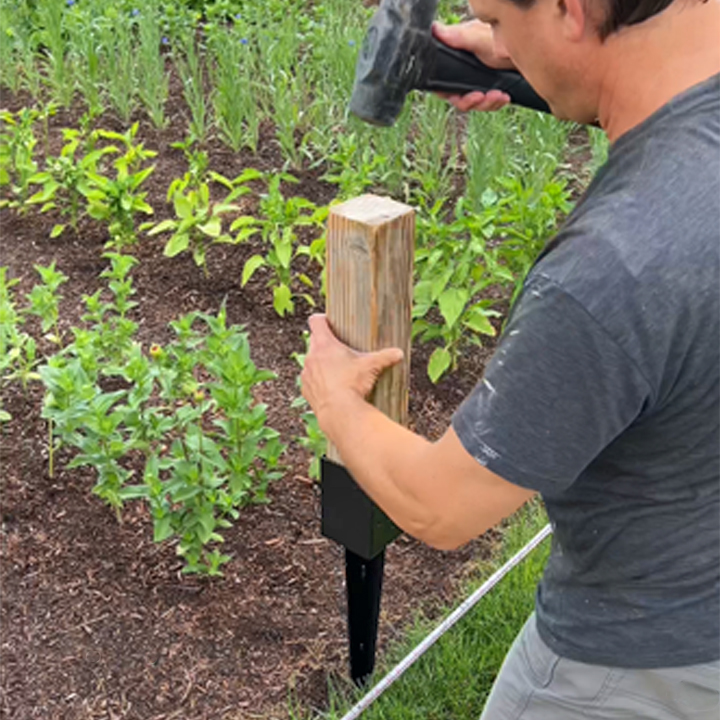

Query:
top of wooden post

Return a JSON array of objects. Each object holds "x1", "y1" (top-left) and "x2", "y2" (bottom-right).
[{"x1": 330, "y1": 194, "x2": 414, "y2": 226}]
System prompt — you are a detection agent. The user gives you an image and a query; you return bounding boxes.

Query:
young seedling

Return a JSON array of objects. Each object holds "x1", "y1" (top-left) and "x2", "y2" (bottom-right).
[
  {"x1": 146, "y1": 168, "x2": 263, "y2": 275},
  {"x1": 27, "y1": 128, "x2": 116, "y2": 237}
]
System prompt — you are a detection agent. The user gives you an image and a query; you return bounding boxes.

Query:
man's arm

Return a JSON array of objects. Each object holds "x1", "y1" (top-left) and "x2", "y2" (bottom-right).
[
  {"x1": 301, "y1": 315, "x2": 535, "y2": 551},
  {"x1": 324, "y1": 393, "x2": 535, "y2": 550}
]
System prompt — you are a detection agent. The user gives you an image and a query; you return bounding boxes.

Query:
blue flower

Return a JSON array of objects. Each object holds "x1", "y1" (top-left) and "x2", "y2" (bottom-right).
[
  {"x1": 131, "y1": 8, "x2": 139, "y2": 16},
  {"x1": 235, "y1": 13, "x2": 241, "y2": 19},
  {"x1": 240, "y1": 37, "x2": 248, "y2": 45},
  {"x1": 348, "y1": 40, "x2": 356, "y2": 47},
  {"x1": 161, "y1": 36, "x2": 169, "y2": 45},
  {"x1": 66, "y1": 0, "x2": 75, "y2": 6}
]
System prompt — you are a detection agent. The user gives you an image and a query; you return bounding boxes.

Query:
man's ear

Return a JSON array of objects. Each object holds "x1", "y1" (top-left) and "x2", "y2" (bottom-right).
[{"x1": 558, "y1": 0, "x2": 587, "y2": 40}]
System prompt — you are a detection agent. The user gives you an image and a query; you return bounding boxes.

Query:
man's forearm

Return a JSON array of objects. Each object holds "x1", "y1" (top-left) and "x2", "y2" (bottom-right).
[
  {"x1": 319, "y1": 391, "x2": 535, "y2": 550},
  {"x1": 320, "y1": 392, "x2": 445, "y2": 545}
]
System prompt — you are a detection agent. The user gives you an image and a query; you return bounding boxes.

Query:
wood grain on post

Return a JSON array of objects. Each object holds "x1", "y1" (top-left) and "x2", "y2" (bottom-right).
[{"x1": 325, "y1": 194, "x2": 415, "y2": 465}]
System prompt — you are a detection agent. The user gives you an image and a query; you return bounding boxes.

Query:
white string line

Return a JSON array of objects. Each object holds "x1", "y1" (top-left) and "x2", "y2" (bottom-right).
[{"x1": 339, "y1": 523, "x2": 553, "y2": 720}]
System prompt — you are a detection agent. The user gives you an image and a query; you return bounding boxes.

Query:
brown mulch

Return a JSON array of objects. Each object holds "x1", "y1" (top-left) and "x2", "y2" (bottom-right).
[{"x1": 0, "y1": 87, "x2": 506, "y2": 720}]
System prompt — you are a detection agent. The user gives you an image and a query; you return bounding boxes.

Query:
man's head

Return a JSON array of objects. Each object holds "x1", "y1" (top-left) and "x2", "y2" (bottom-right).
[{"x1": 467, "y1": 0, "x2": 712, "y2": 125}]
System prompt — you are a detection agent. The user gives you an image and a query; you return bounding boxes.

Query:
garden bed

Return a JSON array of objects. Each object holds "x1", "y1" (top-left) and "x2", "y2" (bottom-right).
[{"x1": 0, "y1": 94, "x2": 505, "y2": 720}]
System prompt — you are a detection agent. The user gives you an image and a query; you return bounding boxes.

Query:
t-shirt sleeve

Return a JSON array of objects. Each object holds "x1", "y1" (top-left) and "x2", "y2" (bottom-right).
[{"x1": 451, "y1": 273, "x2": 652, "y2": 497}]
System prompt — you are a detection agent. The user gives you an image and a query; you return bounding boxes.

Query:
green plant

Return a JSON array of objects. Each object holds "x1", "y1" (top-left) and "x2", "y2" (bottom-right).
[
  {"x1": 208, "y1": 24, "x2": 260, "y2": 152},
  {"x1": 139, "y1": 307, "x2": 285, "y2": 574},
  {"x1": 136, "y1": 1, "x2": 169, "y2": 128},
  {"x1": 490, "y1": 175, "x2": 573, "y2": 288},
  {"x1": 0, "y1": 268, "x2": 30, "y2": 420},
  {"x1": 36, "y1": 0, "x2": 74, "y2": 107},
  {"x1": 84, "y1": 252, "x2": 140, "y2": 363},
  {"x1": 80, "y1": 124, "x2": 156, "y2": 248},
  {"x1": 271, "y1": 70, "x2": 310, "y2": 170},
  {"x1": 173, "y1": 28, "x2": 209, "y2": 142},
  {"x1": 411, "y1": 173, "x2": 572, "y2": 383},
  {"x1": 98, "y1": 10, "x2": 137, "y2": 123},
  {"x1": 407, "y1": 93, "x2": 459, "y2": 206},
  {"x1": 26, "y1": 128, "x2": 116, "y2": 237},
  {"x1": 167, "y1": 136, "x2": 210, "y2": 197},
  {"x1": 146, "y1": 168, "x2": 263, "y2": 274},
  {"x1": 0, "y1": 107, "x2": 39, "y2": 210},
  {"x1": 24, "y1": 261, "x2": 68, "y2": 345},
  {"x1": 39, "y1": 274, "x2": 285, "y2": 575},
  {"x1": 2, "y1": 0, "x2": 43, "y2": 98},
  {"x1": 412, "y1": 199, "x2": 507, "y2": 383},
  {"x1": 0, "y1": 2, "x2": 22, "y2": 94},
  {"x1": 241, "y1": 173, "x2": 328, "y2": 317},
  {"x1": 321, "y1": 131, "x2": 388, "y2": 200},
  {"x1": 290, "y1": 335, "x2": 326, "y2": 481},
  {"x1": 587, "y1": 125, "x2": 610, "y2": 175},
  {"x1": 65, "y1": 7, "x2": 105, "y2": 118}
]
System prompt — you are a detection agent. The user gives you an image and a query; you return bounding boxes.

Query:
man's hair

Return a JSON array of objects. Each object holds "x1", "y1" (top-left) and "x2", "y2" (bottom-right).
[
  {"x1": 597, "y1": 0, "x2": 675, "y2": 37},
  {"x1": 508, "y1": 0, "x2": 702, "y2": 38}
]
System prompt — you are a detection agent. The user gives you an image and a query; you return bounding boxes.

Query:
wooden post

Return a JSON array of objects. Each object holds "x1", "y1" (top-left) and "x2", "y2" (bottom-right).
[
  {"x1": 326, "y1": 193, "x2": 415, "y2": 458},
  {"x1": 320, "y1": 193, "x2": 415, "y2": 685}
]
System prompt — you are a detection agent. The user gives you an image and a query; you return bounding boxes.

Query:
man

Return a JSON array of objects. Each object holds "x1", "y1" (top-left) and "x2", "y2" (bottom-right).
[{"x1": 300, "y1": 0, "x2": 720, "y2": 715}]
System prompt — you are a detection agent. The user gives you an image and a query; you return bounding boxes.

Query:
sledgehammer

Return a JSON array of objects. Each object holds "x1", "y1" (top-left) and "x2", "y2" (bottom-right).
[{"x1": 349, "y1": 0, "x2": 550, "y2": 126}]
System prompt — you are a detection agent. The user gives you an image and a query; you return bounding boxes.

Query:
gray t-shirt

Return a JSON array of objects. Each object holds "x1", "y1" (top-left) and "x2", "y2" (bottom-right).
[{"x1": 453, "y1": 73, "x2": 720, "y2": 668}]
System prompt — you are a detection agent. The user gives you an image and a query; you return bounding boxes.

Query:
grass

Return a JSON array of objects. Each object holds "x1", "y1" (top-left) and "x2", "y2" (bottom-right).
[{"x1": 298, "y1": 501, "x2": 550, "y2": 720}]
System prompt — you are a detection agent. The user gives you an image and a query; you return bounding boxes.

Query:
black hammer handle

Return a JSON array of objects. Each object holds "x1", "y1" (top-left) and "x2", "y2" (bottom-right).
[{"x1": 418, "y1": 36, "x2": 551, "y2": 114}]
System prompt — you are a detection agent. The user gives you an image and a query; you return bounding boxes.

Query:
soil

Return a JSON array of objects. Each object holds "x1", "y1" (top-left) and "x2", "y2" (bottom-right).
[{"x1": 0, "y1": 87, "x2": 515, "y2": 720}]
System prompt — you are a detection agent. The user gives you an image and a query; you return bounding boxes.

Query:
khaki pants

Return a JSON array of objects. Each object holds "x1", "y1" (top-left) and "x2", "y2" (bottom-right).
[{"x1": 481, "y1": 614, "x2": 720, "y2": 720}]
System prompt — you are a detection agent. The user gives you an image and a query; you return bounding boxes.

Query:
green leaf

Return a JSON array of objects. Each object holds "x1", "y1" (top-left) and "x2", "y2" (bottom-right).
[
  {"x1": 273, "y1": 284, "x2": 294, "y2": 317},
  {"x1": 118, "y1": 484, "x2": 148, "y2": 500},
  {"x1": 134, "y1": 199, "x2": 154, "y2": 215},
  {"x1": 230, "y1": 215, "x2": 259, "y2": 232},
  {"x1": 153, "y1": 515, "x2": 173, "y2": 543},
  {"x1": 173, "y1": 485, "x2": 202, "y2": 502},
  {"x1": 428, "y1": 346, "x2": 451, "y2": 383},
  {"x1": 438, "y1": 287, "x2": 468, "y2": 330},
  {"x1": 230, "y1": 168, "x2": 264, "y2": 185},
  {"x1": 147, "y1": 219, "x2": 177, "y2": 236},
  {"x1": 198, "y1": 216, "x2": 221, "y2": 237},
  {"x1": 276, "y1": 229, "x2": 293, "y2": 270},
  {"x1": 173, "y1": 193, "x2": 193, "y2": 220},
  {"x1": 464, "y1": 309, "x2": 496, "y2": 336},
  {"x1": 212, "y1": 203, "x2": 240, "y2": 215},
  {"x1": 242, "y1": 255, "x2": 266, "y2": 286},
  {"x1": 164, "y1": 233, "x2": 190, "y2": 257},
  {"x1": 50, "y1": 224, "x2": 65, "y2": 239},
  {"x1": 235, "y1": 226, "x2": 260, "y2": 242}
]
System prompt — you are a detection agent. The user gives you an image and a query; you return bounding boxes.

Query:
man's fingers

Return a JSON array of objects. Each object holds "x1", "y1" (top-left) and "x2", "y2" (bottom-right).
[
  {"x1": 432, "y1": 19, "x2": 486, "y2": 54},
  {"x1": 361, "y1": 347, "x2": 405, "y2": 379},
  {"x1": 447, "y1": 90, "x2": 511, "y2": 113}
]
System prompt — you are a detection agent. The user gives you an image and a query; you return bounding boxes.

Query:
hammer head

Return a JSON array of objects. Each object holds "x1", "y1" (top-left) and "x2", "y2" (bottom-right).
[{"x1": 349, "y1": 0, "x2": 437, "y2": 126}]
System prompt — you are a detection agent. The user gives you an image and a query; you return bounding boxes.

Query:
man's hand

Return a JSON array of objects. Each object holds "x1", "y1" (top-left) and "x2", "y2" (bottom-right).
[
  {"x1": 300, "y1": 314, "x2": 404, "y2": 435},
  {"x1": 432, "y1": 20, "x2": 514, "y2": 113}
]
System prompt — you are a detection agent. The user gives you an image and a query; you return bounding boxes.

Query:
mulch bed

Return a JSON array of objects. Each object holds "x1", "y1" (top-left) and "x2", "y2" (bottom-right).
[{"x1": 0, "y1": 88, "x2": 507, "y2": 720}]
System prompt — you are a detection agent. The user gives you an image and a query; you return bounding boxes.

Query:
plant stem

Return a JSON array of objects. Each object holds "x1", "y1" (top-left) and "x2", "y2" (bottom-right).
[{"x1": 48, "y1": 418, "x2": 54, "y2": 479}]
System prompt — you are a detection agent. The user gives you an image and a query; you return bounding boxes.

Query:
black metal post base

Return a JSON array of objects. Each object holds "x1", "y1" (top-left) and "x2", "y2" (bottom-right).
[
  {"x1": 320, "y1": 456, "x2": 399, "y2": 685},
  {"x1": 346, "y1": 548, "x2": 385, "y2": 686},
  {"x1": 321, "y1": 456, "x2": 400, "y2": 560}
]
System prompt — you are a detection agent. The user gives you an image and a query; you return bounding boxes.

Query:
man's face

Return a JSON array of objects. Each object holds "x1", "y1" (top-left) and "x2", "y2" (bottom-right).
[{"x1": 469, "y1": 0, "x2": 599, "y2": 121}]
